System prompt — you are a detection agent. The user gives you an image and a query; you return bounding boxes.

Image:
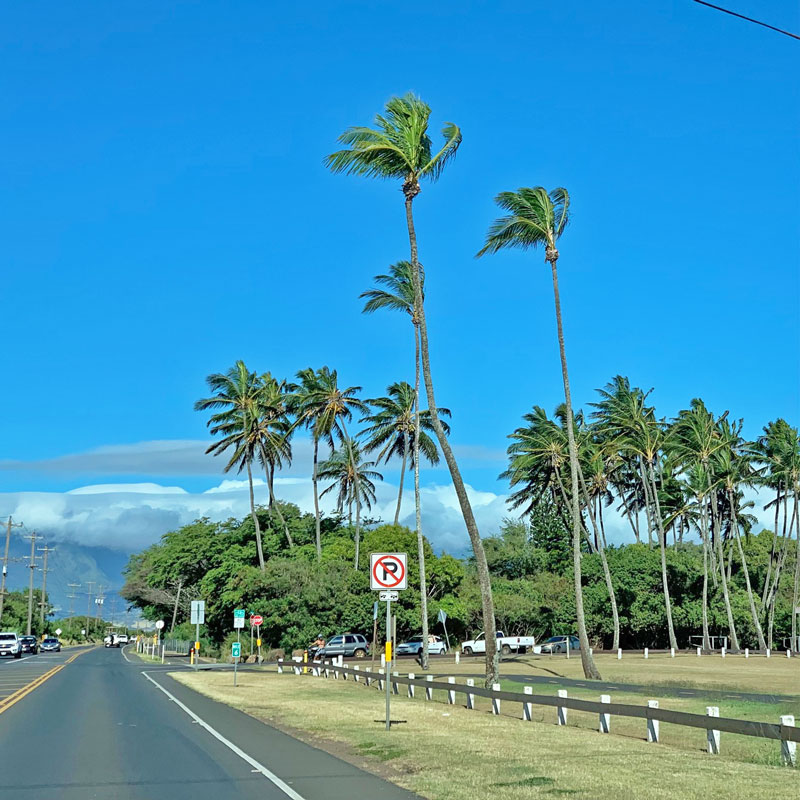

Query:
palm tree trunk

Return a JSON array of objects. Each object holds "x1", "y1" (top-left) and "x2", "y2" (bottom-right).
[
  {"x1": 247, "y1": 460, "x2": 266, "y2": 571},
  {"x1": 394, "y1": 433, "x2": 408, "y2": 526},
  {"x1": 354, "y1": 486, "x2": 361, "y2": 570},
  {"x1": 170, "y1": 580, "x2": 182, "y2": 633},
  {"x1": 267, "y1": 464, "x2": 274, "y2": 509},
  {"x1": 312, "y1": 439, "x2": 322, "y2": 561},
  {"x1": 339, "y1": 422, "x2": 361, "y2": 571},
  {"x1": 404, "y1": 189, "x2": 498, "y2": 687},
  {"x1": 578, "y1": 470, "x2": 619, "y2": 651},
  {"x1": 648, "y1": 462, "x2": 678, "y2": 651},
  {"x1": 710, "y1": 488, "x2": 739, "y2": 650},
  {"x1": 765, "y1": 492, "x2": 794, "y2": 646},
  {"x1": 729, "y1": 489, "x2": 766, "y2": 650},
  {"x1": 548, "y1": 255, "x2": 601, "y2": 680},
  {"x1": 761, "y1": 485, "x2": 781, "y2": 606},
  {"x1": 792, "y1": 489, "x2": 800, "y2": 650},
  {"x1": 265, "y1": 464, "x2": 294, "y2": 548},
  {"x1": 700, "y1": 496, "x2": 711, "y2": 650},
  {"x1": 414, "y1": 323, "x2": 430, "y2": 670},
  {"x1": 639, "y1": 459, "x2": 654, "y2": 549}
]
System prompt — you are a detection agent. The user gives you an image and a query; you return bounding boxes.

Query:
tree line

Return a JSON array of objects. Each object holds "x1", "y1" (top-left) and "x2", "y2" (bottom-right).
[{"x1": 126, "y1": 93, "x2": 796, "y2": 685}]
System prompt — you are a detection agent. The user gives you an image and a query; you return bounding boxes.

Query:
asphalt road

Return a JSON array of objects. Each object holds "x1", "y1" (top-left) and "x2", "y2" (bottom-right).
[{"x1": 0, "y1": 646, "x2": 419, "y2": 799}]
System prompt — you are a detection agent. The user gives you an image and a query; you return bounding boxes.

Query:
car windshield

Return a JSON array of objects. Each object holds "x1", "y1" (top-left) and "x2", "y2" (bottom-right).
[
  {"x1": 20, "y1": 636, "x2": 36, "y2": 642},
  {"x1": 0, "y1": 634, "x2": 16, "y2": 641},
  {"x1": 43, "y1": 639, "x2": 58, "y2": 644},
  {"x1": 545, "y1": 637, "x2": 564, "y2": 643}
]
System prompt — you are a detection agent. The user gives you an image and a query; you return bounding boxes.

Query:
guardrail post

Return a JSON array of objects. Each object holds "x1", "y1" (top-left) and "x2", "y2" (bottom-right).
[
  {"x1": 491, "y1": 683, "x2": 501, "y2": 715},
  {"x1": 392, "y1": 671, "x2": 399, "y2": 695},
  {"x1": 599, "y1": 694, "x2": 611, "y2": 733},
  {"x1": 647, "y1": 700, "x2": 659, "y2": 743},
  {"x1": 277, "y1": 659, "x2": 284, "y2": 674},
  {"x1": 466, "y1": 678, "x2": 475, "y2": 709},
  {"x1": 408, "y1": 672, "x2": 415, "y2": 698},
  {"x1": 670, "y1": 648, "x2": 675, "y2": 659},
  {"x1": 447, "y1": 677, "x2": 456, "y2": 705},
  {"x1": 354, "y1": 665, "x2": 360, "y2": 682},
  {"x1": 721, "y1": 647, "x2": 726, "y2": 659},
  {"x1": 644, "y1": 647, "x2": 649, "y2": 659},
  {"x1": 766, "y1": 648, "x2": 771, "y2": 658},
  {"x1": 787, "y1": 650, "x2": 792, "y2": 659},
  {"x1": 378, "y1": 668, "x2": 385, "y2": 691},
  {"x1": 426, "y1": 675, "x2": 433, "y2": 701},
  {"x1": 381, "y1": 653, "x2": 386, "y2": 667},
  {"x1": 454, "y1": 651, "x2": 460, "y2": 664},
  {"x1": 617, "y1": 648, "x2": 622, "y2": 660},
  {"x1": 557, "y1": 690, "x2": 568, "y2": 725},
  {"x1": 365, "y1": 667, "x2": 372, "y2": 687},
  {"x1": 707, "y1": 706, "x2": 720, "y2": 754},
  {"x1": 523, "y1": 686, "x2": 533, "y2": 721},
  {"x1": 780, "y1": 715, "x2": 796, "y2": 767},
  {"x1": 697, "y1": 647, "x2": 701, "y2": 657},
  {"x1": 745, "y1": 648, "x2": 749, "y2": 659}
]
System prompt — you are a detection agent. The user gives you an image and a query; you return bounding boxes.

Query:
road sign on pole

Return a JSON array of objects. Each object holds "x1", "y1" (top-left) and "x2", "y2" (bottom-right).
[
  {"x1": 190, "y1": 600, "x2": 205, "y2": 625},
  {"x1": 155, "y1": 620, "x2": 165, "y2": 630},
  {"x1": 250, "y1": 614, "x2": 263, "y2": 627},
  {"x1": 55, "y1": 628, "x2": 62, "y2": 636},
  {"x1": 232, "y1": 642, "x2": 241, "y2": 658},
  {"x1": 233, "y1": 608, "x2": 245, "y2": 629},
  {"x1": 370, "y1": 553, "x2": 408, "y2": 591},
  {"x1": 379, "y1": 590, "x2": 399, "y2": 601}
]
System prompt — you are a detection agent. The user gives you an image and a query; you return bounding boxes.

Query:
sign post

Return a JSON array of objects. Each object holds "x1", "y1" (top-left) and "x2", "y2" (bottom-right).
[
  {"x1": 155, "y1": 620, "x2": 165, "y2": 661},
  {"x1": 250, "y1": 614, "x2": 263, "y2": 664},
  {"x1": 437, "y1": 608, "x2": 450, "y2": 651},
  {"x1": 190, "y1": 600, "x2": 205, "y2": 671},
  {"x1": 370, "y1": 553, "x2": 408, "y2": 731},
  {"x1": 232, "y1": 609, "x2": 245, "y2": 685},
  {"x1": 232, "y1": 641, "x2": 241, "y2": 686}
]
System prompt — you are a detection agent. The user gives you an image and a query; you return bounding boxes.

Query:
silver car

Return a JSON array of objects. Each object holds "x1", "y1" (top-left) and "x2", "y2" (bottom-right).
[
  {"x1": 316, "y1": 633, "x2": 369, "y2": 659},
  {"x1": 41, "y1": 637, "x2": 61, "y2": 652},
  {"x1": 0, "y1": 632, "x2": 21, "y2": 658}
]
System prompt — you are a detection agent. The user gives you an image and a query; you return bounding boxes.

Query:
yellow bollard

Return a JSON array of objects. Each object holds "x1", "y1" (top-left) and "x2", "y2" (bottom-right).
[{"x1": 303, "y1": 649, "x2": 308, "y2": 674}]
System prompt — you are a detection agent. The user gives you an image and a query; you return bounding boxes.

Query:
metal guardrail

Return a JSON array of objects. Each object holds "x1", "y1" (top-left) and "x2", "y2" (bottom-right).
[{"x1": 275, "y1": 658, "x2": 799, "y2": 763}]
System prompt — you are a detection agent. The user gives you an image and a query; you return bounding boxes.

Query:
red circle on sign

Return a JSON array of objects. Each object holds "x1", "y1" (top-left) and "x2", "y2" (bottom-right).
[
  {"x1": 250, "y1": 614, "x2": 263, "y2": 626},
  {"x1": 372, "y1": 555, "x2": 405, "y2": 588}
]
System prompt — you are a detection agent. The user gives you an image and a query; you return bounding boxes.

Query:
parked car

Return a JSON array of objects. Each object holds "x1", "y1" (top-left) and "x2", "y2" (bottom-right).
[
  {"x1": 460, "y1": 631, "x2": 536, "y2": 655},
  {"x1": 0, "y1": 632, "x2": 21, "y2": 658},
  {"x1": 316, "y1": 633, "x2": 369, "y2": 659},
  {"x1": 40, "y1": 637, "x2": 61, "y2": 653},
  {"x1": 18, "y1": 635, "x2": 38, "y2": 654},
  {"x1": 536, "y1": 635, "x2": 580, "y2": 654},
  {"x1": 116, "y1": 634, "x2": 129, "y2": 645},
  {"x1": 396, "y1": 635, "x2": 447, "y2": 656}
]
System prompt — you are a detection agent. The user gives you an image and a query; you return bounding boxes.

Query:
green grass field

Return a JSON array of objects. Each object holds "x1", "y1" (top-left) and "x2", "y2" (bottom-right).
[{"x1": 172, "y1": 660, "x2": 799, "y2": 800}]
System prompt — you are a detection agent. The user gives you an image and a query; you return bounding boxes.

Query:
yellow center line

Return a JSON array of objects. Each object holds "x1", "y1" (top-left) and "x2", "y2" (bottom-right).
[{"x1": 0, "y1": 647, "x2": 94, "y2": 716}]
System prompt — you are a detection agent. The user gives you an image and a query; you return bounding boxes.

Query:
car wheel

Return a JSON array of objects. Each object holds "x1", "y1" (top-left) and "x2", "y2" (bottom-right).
[
  {"x1": 501, "y1": 644, "x2": 512, "y2": 655},
  {"x1": 463, "y1": 647, "x2": 472, "y2": 655},
  {"x1": 353, "y1": 648, "x2": 366, "y2": 659}
]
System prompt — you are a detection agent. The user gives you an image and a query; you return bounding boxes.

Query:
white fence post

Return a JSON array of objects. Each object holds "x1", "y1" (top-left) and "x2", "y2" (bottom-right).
[
  {"x1": 523, "y1": 686, "x2": 533, "y2": 721},
  {"x1": 644, "y1": 647, "x2": 649, "y2": 660},
  {"x1": 465, "y1": 678, "x2": 475, "y2": 710},
  {"x1": 365, "y1": 667, "x2": 372, "y2": 687},
  {"x1": 617, "y1": 648, "x2": 622, "y2": 660},
  {"x1": 745, "y1": 648, "x2": 749, "y2": 659},
  {"x1": 557, "y1": 690, "x2": 568, "y2": 726},
  {"x1": 787, "y1": 650, "x2": 792, "y2": 659},
  {"x1": 670, "y1": 648, "x2": 675, "y2": 659},
  {"x1": 381, "y1": 653, "x2": 386, "y2": 668},
  {"x1": 647, "y1": 700, "x2": 659, "y2": 743},
  {"x1": 378, "y1": 668, "x2": 385, "y2": 691},
  {"x1": 392, "y1": 671, "x2": 399, "y2": 695},
  {"x1": 766, "y1": 648, "x2": 771, "y2": 658},
  {"x1": 454, "y1": 651, "x2": 460, "y2": 665},
  {"x1": 491, "y1": 683, "x2": 501, "y2": 715},
  {"x1": 599, "y1": 694, "x2": 611, "y2": 734},
  {"x1": 426, "y1": 675, "x2": 433, "y2": 701},
  {"x1": 447, "y1": 677, "x2": 456, "y2": 705},
  {"x1": 707, "y1": 706, "x2": 720, "y2": 754},
  {"x1": 355, "y1": 665, "x2": 362, "y2": 682},
  {"x1": 408, "y1": 672, "x2": 415, "y2": 698},
  {"x1": 721, "y1": 647, "x2": 726, "y2": 659},
  {"x1": 697, "y1": 647, "x2": 701, "y2": 657},
  {"x1": 277, "y1": 659, "x2": 284, "y2": 674},
  {"x1": 780, "y1": 715, "x2": 796, "y2": 767}
]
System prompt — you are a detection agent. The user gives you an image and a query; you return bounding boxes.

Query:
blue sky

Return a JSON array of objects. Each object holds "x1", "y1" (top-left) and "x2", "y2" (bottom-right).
[{"x1": 1, "y1": 1, "x2": 798, "y2": 552}]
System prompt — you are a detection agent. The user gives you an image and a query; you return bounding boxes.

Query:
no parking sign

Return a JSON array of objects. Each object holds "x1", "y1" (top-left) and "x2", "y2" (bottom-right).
[{"x1": 370, "y1": 553, "x2": 408, "y2": 591}]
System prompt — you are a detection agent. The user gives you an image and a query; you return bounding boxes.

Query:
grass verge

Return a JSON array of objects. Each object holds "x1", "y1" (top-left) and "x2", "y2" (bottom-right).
[{"x1": 170, "y1": 669, "x2": 799, "y2": 800}]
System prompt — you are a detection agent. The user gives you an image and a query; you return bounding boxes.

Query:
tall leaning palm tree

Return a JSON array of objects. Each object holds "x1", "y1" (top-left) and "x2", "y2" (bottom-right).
[
  {"x1": 328, "y1": 94, "x2": 500, "y2": 685},
  {"x1": 195, "y1": 360, "x2": 267, "y2": 571},
  {"x1": 478, "y1": 186, "x2": 600, "y2": 680}
]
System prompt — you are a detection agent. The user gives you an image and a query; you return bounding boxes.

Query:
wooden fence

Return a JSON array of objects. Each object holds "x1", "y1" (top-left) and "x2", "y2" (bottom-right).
[{"x1": 275, "y1": 658, "x2": 798, "y2": 767}]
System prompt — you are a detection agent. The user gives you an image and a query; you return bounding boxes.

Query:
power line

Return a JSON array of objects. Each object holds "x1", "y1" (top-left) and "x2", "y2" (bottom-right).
[
  {"x1": 692, "y1": 0, "x2": 800, "y2": 40},
  {"x1": 37, "y1": 546, "x2": 54, "y2": 626}
]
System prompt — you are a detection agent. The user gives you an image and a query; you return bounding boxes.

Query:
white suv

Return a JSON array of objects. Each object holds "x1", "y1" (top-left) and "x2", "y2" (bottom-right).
[{"x1": 0, "y1": 632, "x2": 21, "y2": 659}]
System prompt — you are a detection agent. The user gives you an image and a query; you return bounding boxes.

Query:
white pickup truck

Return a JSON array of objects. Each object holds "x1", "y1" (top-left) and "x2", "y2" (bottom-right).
[{"x1": 460, "y1": 631, "x2": 536, "y2": 655}]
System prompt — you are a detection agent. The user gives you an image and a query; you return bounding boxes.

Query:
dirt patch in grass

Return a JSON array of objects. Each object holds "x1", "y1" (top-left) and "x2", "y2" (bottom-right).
[{"x1": 171, "y1": 669, "x2": 799, "y2": 800}]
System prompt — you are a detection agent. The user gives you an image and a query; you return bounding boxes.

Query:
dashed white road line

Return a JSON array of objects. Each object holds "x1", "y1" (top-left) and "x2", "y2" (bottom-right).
[{"x1": 142, "y1": 671, "x2": 306, "y2": 800}]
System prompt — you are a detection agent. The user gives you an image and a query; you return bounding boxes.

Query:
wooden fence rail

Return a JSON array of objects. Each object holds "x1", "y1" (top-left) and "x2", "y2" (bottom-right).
[{"x1": 275, "y1": 658, "x2": 799, "y2": 762}]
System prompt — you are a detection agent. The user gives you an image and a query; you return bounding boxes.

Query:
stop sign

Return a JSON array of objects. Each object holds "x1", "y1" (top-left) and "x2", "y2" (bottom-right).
[{"x1": 250, "y1": 614, "x2": 263, "y2": 627}]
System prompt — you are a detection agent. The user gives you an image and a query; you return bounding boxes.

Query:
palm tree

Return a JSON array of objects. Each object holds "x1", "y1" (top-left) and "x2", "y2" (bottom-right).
[
  {"x1": 478, "y1": 186, "x2": 600, "y2": 679},
  {"x1": 295, "y1": 367, "x2": 368, "y2": 566},
  {"x1": 590, "y1": 377, "x2": 679, "y2": 652},
  {"x1": 255, "y1": 372, "x2": 295, "y2": 548},
  {"x1": 361, "y1": 262, "x2": 436, "y2": 666},
  {"x1": 194, "y1": 360, "x2": 267, "y2": 571},
  {"x1": 328, "y1": 94, "x2": 500, "y2": 685},
  {"x1": 318, "y1": 439, "x2": 383, "y2": 563}
]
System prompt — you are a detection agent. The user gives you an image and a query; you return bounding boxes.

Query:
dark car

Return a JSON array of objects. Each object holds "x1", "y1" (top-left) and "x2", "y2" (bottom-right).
[
  {"x1": 40, "y1": 637, "x2": 61, "y2": 653},
  {"x1": 18, "y1": 636, "x2": 38, "y2": 655},
  {"x1": 316, "y1": 633, "x2": 369, "y2": 659}
]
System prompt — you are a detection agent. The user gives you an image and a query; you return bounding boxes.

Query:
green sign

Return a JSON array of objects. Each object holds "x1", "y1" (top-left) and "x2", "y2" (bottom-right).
[
  {"x1": 232, "y1": 642, "x2": 241, "y2": 658},
  {"x1": 233, "y1": 608, "x2": 245, "y2": 629}
]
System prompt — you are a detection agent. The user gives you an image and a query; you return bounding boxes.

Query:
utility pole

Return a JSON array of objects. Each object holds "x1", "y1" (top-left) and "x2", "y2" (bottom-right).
[
  {"x1": 85, "y1": 581, "x2": 95, "y2": 636},
  {"x1": 67, "y1": 583, "x2": 80, "y2": 619},
  {"x1": 25, "y1": 531, "x2": 37, "y2": 635},
  {"x1": 109, "y1": 595, "x2": 117, "y2": 626},
  {"x1": 0, "y1": 516, "x2": 23, "y2": 622},
  {"x1": 37, "y1": 546, "x2": 54, "y2": 627},
  {"x1": 95, "y1": 586, "x2": 104, "y2": 629}
]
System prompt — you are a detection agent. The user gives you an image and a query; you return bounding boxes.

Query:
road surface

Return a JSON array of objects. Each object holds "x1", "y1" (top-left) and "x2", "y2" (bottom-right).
[{"x1": 0, "y1": 645, "x2": 418, "y2": 799}]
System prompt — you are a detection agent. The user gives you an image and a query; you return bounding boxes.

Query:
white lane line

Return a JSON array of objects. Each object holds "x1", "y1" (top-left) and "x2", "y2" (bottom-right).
[
  {"x1": 121, "y1": 644, "x2": 133, "y2": 664},
  {"x1": 142, "y1": 671, "x2": 306, "y2": 800}
]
